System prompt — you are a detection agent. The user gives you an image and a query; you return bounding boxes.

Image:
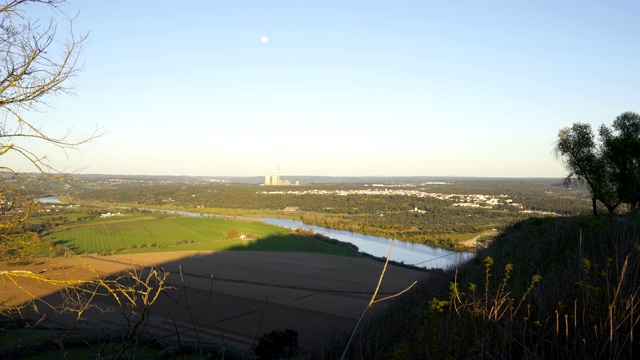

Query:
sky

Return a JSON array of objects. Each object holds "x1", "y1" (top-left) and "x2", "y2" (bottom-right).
[{"x1": 8, "y1": 0, "x2": 640, "y2": 178}]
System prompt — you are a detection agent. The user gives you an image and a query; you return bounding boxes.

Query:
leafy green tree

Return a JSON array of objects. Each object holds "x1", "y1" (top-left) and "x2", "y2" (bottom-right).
[
  {"x1": 599, "y1": 111, "x2": 640, "y2": 212},
  {"x1": 555, "y1": 123, "x2": 620, "y2": 215},
  {"x1": 556, "y1": 112, "x2": 640, "y2": 215}
]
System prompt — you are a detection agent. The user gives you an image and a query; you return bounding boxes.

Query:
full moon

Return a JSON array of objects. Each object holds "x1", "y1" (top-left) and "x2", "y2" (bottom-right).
[{"x1": 261, "y1": 36, "x2": 269, "y2": 43}]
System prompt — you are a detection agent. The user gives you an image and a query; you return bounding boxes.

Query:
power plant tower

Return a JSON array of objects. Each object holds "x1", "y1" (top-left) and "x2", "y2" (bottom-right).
[{"x1": 265, "y1": 166, "x2": 288, "y2": 186}]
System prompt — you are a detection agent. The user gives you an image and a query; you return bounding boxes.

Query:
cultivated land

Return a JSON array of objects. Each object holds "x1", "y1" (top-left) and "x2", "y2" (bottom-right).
[
  {"x1": 45, "y1": 214, "x2": 356, "y2": 257},
  {"x1": 54, "y1": 176, "x2": 593, "y2": 250},
  {"x1": 1, "y1": 250, "x2": 427, "y2": 351},
  {"x1": 4, "y1": 210, "x2": 403, "y2": 355}
]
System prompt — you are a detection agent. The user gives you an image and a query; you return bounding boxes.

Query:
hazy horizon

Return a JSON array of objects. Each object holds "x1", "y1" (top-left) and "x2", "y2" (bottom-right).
[{"x1": 69, "y1": 173, "x2": 566, "y2": 181}]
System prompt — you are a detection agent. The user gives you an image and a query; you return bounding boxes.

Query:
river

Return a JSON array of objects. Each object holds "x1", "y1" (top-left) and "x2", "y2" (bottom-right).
[
  {"x1": 37, "y1": 196, "x2": 63, "y2": 203},
  {"x1": 37, "y1": 197, "x2": 474, "y2": 269},
  {"x1": 151, "y1": 209, "x2": 473, "y2": 269},
  {"x1": 258, "y1": 217, "x2": 473, "y2": 269}
]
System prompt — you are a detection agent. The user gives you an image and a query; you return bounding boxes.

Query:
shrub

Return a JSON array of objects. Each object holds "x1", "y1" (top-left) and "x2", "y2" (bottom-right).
[
  {"x1": 227, "y1": 228, "x2": 239, "y2": 239},
  {"x1": 254, "y1": 329, "x2": 299, "y2": 359}
]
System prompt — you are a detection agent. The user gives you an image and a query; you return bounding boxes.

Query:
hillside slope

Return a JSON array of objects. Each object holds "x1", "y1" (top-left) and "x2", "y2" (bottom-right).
[{"x1": 334, "y1": 215, "x2": 640, "y2": 360}]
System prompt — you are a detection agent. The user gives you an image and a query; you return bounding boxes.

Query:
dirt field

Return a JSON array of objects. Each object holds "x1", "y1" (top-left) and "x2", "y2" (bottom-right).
[{"x1": 0, "y1": 250, "x2": 428, "y2": 350}]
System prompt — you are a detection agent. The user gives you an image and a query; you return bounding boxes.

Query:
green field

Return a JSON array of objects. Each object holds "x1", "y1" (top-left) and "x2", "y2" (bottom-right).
[{"x1": 46, "y1": 214, "x2": 356, "y2": 257}]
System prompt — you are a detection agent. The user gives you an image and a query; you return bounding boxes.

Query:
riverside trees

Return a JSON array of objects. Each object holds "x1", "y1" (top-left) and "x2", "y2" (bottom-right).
[{"x1": 555, "y1": 111, "x2": 640, "y2": 215}]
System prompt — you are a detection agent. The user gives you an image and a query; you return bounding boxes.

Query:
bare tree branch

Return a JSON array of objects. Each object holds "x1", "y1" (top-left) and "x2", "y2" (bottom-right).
[{"x1": 0, "y1": 0, "x2": 98, "y2": 237}]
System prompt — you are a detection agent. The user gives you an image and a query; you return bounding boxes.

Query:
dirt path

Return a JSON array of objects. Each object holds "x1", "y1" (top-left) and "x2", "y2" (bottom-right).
[{"x1": 460, "y1": 231, "x2": 498, "y2": 247}]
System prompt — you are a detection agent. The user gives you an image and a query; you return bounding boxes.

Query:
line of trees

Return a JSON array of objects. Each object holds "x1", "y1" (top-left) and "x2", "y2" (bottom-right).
[{"x1": 555, "y1": 111, "x2": 640, "y2": 215}]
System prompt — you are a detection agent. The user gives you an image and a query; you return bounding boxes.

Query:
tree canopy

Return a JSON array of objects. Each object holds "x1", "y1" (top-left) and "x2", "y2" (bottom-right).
[{"x1": 555, "y1": 111, "x2": 640, "y2": 214}]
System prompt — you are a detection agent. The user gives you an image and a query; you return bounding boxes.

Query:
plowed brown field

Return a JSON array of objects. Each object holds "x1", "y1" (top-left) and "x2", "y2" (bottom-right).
[{"x1": 1, "y1": 251, "x2": 427, "y2": 350}]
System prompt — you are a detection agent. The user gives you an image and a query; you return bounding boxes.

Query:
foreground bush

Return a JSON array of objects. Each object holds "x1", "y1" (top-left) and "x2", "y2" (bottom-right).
[{"x1": 255, "y1": 329, "x2": 300, "y2": 359}]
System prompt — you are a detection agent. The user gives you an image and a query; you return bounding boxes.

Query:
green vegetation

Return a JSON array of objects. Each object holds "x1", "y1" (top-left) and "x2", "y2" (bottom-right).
[
  {"x1": 335, "y1": 213, "x2": 640, "y2": 359},
  {"x1": 54, "y1": 177, "x2": 594, "y2": 250},
  {"x1": 556, "y1": 111, "x2": 640, "y2": 214},
  {"x1": 45, "y1": 213, "x2": 357, "y2": 257},
  {"x1": 4, "y1": 175, "x2": 638, "y2": 358},
  {"x1": 2, "y1": 179, "x2": 638, "y2": 358}
]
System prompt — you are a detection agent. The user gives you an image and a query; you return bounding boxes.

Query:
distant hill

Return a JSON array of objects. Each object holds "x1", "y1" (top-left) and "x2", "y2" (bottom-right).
[{"x1": 71, "y1": 173, "x2": 564, "y2": 185}]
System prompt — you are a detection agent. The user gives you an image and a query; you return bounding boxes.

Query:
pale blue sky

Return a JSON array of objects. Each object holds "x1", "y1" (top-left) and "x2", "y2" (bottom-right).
[{"x1": 11, "y1": 0, "x2": 640, "y2": 177}]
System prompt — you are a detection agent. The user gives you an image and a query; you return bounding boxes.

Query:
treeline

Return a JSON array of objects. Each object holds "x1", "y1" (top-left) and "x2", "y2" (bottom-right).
[
  {"x1": 300, "y1": 208, "x2": 531, "y2": 248},
  {"x1": 58, "y1": 179, "x2": 595, "y2": 248},
  {"x1": 66, "y1": 180, "x2": 592, "y2": 214}
]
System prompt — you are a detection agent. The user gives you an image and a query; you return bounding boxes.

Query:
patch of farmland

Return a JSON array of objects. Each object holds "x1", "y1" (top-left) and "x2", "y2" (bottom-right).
[{"x1": 47, "y1": 215, "x2": 355, "y2": 256}]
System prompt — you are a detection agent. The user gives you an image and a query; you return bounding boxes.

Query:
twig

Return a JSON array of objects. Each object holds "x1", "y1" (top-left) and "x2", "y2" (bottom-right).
[{"x1": 340, "y1": 239, "x2": 417, "y2": 360}]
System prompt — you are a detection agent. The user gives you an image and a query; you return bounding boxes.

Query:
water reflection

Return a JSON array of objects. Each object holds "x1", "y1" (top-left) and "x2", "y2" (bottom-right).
[
  {"x1": 259, "y1": 218, "x2": 473, "y2": 269},
  {"x1": 37, "y1": 196, "x2": 62, "y2": 204}
]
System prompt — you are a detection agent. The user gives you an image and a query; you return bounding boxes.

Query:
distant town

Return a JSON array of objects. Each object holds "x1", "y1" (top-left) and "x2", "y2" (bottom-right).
[{"x1": 257, "y1": 188, "x2": 565, "y2": 216}]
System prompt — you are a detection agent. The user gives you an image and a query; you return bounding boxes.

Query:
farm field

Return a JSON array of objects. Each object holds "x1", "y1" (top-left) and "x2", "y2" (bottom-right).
[
  {"x1": 45, "y1": 214, "x2": 356, "y2": 257},
  {"x1": 1, "y1": 250, "x2": 428, "y2": 354}
]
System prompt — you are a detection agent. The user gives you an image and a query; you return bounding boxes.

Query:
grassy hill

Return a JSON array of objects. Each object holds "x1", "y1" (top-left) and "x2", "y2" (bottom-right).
[{"x1": 333, "y1": 214, "x2": 640, "y2": 360}]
